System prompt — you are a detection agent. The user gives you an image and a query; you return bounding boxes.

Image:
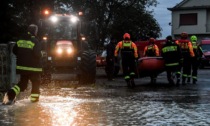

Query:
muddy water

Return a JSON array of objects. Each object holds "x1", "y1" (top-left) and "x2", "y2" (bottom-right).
[
  {"x1": 0, "y1": 83, "x2": 210, "y2": 126},
  {"x1": 0, "y1": 69, "x2": 210, "y2": 126}
]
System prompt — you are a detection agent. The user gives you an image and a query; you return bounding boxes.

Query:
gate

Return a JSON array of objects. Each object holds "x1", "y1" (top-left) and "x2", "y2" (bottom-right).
[{"x1": 0, "y1": 42, "x2": 16, "y2": 92}]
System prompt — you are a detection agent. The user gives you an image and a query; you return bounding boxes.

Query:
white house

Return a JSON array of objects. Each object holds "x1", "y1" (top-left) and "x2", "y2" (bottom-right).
[{"x1": 168, "y1": 0, "x2": 210, "y2": 41}]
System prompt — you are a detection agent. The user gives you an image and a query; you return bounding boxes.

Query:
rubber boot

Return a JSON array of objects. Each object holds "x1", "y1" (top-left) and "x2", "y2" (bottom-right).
[
  {"x1": 168, "y1": 77, "x2": 175, "y2": 85},
  {"x1": 130, "y1": 79, "x2": 135, "y2": 88},
  {"x1": 182, "y1": 77, "x2": 186, "y2": 85},
  {"x1": 150, "y1": 76, "x2": 156, "y2": 85},
  {"x1": 187, "y1": 77, "x2": 191, "y2": 83},
  {"x1": 193, "y1": 79, "x2": 197, "y2": 84},
  {"x1": 2, "y1": 90, "x2": 16, "y2": 105},
  {"x1": 176, "y1": 78, "x2": 180, "y2": 86},
  {"x1": 126, "y1": 80, "x2": 131, "y2": 87},
  {"x1": 152, "y1": 78, "x2": 156, "y2": 84},
  {"x1": 30, "y1": 94, "x2": 40, "y2": 103}
]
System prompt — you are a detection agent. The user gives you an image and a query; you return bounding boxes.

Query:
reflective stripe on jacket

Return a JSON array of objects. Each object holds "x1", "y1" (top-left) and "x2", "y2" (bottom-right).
[
  {"x1": 175, "y1": 39, "x2": 195, "y2": 57},
  {"x1": 162, "y1": 46, "x2": 177, "y2": 53},
  {"x1": 13, "y1": 35, "x2": 42, "y2": 73},
  {"x1": 30, "y1": 93, "x2": 40, "y2": 102},
  {"x1": 16, "y1": 66, "x2": 42, "y2": 72},
  {"x1": 191, "y1": 41, "x2": 203, "y2": 58},
  {"x1": 17, "y1": 40, "x2": 35, "y2": 49},
  {"x1": 143, "y1": 44, "x2": 159, "y2": 57},
  {"x1": 165, "y1": 62, "x2": 179, "y2": 66},
  {"x1": 114, "y1": 40, "x2": 138, "y2": 58},
  {"x1": 161, "y1": 42, "x2": 182, "y2": 67}
]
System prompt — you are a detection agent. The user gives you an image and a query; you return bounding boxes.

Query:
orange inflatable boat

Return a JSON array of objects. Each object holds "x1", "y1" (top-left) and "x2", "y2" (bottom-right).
[{"x1": 137, "y1": 57, "x2": 165, "y2": 77}]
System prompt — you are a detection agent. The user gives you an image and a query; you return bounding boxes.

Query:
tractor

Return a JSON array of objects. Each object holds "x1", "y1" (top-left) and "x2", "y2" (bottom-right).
[{"x1": 39, "y1": 10, "x2": 96, "y2": 84}]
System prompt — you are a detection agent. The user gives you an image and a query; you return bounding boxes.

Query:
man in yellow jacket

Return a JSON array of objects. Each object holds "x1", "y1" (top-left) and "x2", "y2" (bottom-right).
[
  {"x1": 175, "y1": 32, "x2": 195, "y2": 85},
  {"x1": 114, "y1": 33, "x2": 138, "y2": 88},
  {"x1": 143, "y1": 37, "x2": 159, "y2": 57},
  {"x1": 3, "y1": 24, "x2": 43, "y2": 105}
]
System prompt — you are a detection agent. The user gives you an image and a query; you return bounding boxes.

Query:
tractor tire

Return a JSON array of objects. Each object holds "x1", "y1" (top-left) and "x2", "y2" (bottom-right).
[{"x1": 79, "y1": 50, "x2": 96, "y2": 84}]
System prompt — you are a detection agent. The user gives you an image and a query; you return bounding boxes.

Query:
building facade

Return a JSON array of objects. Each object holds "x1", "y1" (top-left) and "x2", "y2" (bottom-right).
[{"x1": 168, "y1": 0, "x2": 210, "y2": 42}]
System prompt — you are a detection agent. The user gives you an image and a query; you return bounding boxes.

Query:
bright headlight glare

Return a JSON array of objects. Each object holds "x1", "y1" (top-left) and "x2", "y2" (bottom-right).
[
  {"x1": 50, "y1": 16, "x2": 58, "y2": 23},
  {"x1": 57, "y1": 48, "x2": 63, "y2": 54},
  {"x1": 44, "y1": 10, "x2": 50, "y2": 15},
  {"x1": 70, "y1": 16, "x2": 78, "y2": 23},
  {"x1": 67, "y1": 48, "x2": 73, "y2": 54},
  {"x1": 43, "y1": 36, "x2": 47, "y2": 40},
  {"x1": 81, "y1": 37, "x2": 86, "y2": 41}
]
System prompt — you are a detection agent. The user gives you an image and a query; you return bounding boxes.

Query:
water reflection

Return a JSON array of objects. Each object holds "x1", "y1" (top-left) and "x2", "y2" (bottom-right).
[
  {"x1": 40, "y1": 96, "x2": 78, "y2": 126},
  {"x1": 0, "y1": 85, "x2": 210, "y2": 126}
]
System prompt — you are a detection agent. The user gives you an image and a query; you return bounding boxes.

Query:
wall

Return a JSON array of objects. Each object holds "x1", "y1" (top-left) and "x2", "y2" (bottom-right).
[
  {"x1": 181, "y1": 0, "x2": 210, "y2": 7},
  {"x1": 172, "y1": 9, "x2": 207, "y2": 35}
]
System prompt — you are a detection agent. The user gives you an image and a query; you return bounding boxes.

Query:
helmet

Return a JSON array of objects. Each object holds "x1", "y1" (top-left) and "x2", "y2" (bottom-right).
[
  {"x1": 149, "y1": 37, "x2": 155, "y2": 44},
  {"x1": 180, "y1": 32, "x2": 188, "y2": 39},
  {"x1": 190, "y1": 35, "x2": 197, "y2": 42},
  {"x1": 123, "y1": 33, "x2": 130, "y2": 40},
  {"x1": 166, "y1": 35, "x2": 173, "y2": 44},
  {"x1": 28, "y1": 24, "x2": 38, "y2": 36},
  {"x1": 166, "y1": 35, "x2": 172, "y2": 41}
]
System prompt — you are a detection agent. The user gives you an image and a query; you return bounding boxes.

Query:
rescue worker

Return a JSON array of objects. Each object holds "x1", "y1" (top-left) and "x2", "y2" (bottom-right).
[
  {"x1": 189, "y1": 35, "x2": 203, "y2": 84},
  {"x1": 161, "y1": 35, "x2": 182, "y2": 85},
  {"x1": 143, "y1": 37, "x2": 160, "y2": 84},
  {"x1": 106, "y1": 38, "x2": 116, "y2": 81},
  {"x1": 175, "y1": 32, "x2": 195, "y2": 85},
  {"x1": 114, "y1": 33, "x2": 138, "y2": 87},
  {"x1": 2, "y1": 24, "x2": 43, "y2": 105},
  {"x1": 143, "y1": 38, "x2": 160, "y2": 57}
]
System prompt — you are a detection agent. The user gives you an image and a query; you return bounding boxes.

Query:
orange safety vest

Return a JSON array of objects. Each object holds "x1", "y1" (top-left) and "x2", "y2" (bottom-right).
[
  {"x1": 175, "y1": 39, "x2": 194, "y2": 57},
  {"x1": 114, "y1": 40, "x2": 138, "y2": 58},
  {"x1": 143, "y1": 44, "x2": 159, "y2": 57}
]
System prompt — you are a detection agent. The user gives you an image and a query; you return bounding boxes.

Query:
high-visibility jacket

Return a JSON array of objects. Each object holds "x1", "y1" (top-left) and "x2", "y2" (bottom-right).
[
  {"x1": 175, "y1": 39, "x2": 195, "y2": 57},
  {"x1": 191, "y1": 41, "x2": 203, "y2": 58},
  {"x1": 161, "y1": 42, "x2": 182, "y2": 66},
  {"x1": 143, "y1": 44, "x2": 159, "y2": 57},
  {"x1": 114, "y1": 40, "x2": 138, "y2": 58},
  {"x1": 13, "y1": 35, "x2": 42, "y2": 74}
]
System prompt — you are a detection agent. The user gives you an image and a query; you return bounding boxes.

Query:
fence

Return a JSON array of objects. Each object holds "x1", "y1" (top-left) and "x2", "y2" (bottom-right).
[{"x1": 0, "y1": 42, "x2": 16, "y2": 92}]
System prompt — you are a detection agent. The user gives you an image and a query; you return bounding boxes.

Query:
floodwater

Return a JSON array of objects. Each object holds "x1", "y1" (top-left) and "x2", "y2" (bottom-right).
[{"x1": 0, "y1": 69, "x2": 210, "y2": 126}]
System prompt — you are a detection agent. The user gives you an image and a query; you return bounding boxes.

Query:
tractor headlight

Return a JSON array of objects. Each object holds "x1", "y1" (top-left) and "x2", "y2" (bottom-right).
[
  {"x1": 43, "y1": 36, "x2": 48, "y2": 41},
  {"x1": 50, "y1": 16, "x2": 58, "y2": 23},
  {"x1": 70, "y1": 16, "x2": 79, "y2": 23},
  {"x1": 81, "y1": 37, "x2": 86, "y2": 41},
  {"x1": 67, "y1": 48, "x2": 73, "y2": 54},
  {"x1": 57, "y1": 48, "x2": 63, "y2": 54}
]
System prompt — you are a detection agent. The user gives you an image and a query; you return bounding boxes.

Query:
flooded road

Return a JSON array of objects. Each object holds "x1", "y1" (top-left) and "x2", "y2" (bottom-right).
[{"x1": 0, "y1": 69, "x2": 210, "y2": 126}]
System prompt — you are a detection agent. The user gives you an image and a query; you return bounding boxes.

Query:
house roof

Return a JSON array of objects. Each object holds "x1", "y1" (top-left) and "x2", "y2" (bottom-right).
[
  {"x1": 172, "y1": 0, "x2": 189, "y2": 8},
  {"x1": 168, "y1": 0, "x2": 210, "y2": 11}
]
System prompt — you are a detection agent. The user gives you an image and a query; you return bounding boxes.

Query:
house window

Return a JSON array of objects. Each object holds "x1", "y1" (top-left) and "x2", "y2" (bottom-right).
[{"x1": 180, "y1": 13, "x2": 197, "y2": 25}]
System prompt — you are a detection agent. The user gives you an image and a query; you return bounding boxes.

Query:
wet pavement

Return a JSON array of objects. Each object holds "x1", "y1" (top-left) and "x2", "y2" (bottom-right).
[{"x1": 0, "y1": 68, "x2": 210, "y2": 126}]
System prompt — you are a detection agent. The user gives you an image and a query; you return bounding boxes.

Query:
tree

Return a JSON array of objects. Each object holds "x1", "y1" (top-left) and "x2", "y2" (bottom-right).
[
  {"x1": 0, "y1": 0, "x2": 54, "y2": 43},
  {"x1": 55, "y1": 0, "x2": 161, "y2": 51},
  {"x1": 0, "y1": 0, "x2": 19, "y2": 43},
  {"x1": 0, "y1": 0, "x2": 161, "y2": 52}
]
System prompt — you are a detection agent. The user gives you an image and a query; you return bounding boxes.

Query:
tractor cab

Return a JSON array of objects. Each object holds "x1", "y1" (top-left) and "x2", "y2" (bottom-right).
[
  {"x1": 39, "y1": 11, "x2": 96, "y2": 85},
  {"x1": 47, "y1": 14, "x2": 78, "y2": 40}
]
